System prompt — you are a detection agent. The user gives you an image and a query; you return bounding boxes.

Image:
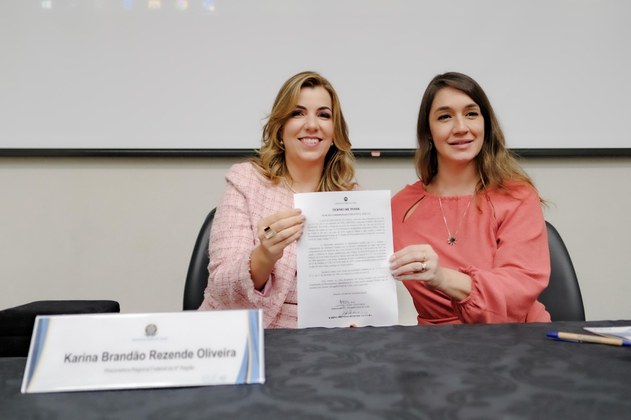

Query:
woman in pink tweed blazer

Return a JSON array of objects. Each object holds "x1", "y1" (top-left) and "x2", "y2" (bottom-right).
[{"x1": 199, "y1": 71, "x2": 357, "y2": 328}]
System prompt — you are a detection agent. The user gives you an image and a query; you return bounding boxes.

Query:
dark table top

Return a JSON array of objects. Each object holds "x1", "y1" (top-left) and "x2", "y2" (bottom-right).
[{"x1": 1, "y1": 320, "x2": 631, "y2": 420}]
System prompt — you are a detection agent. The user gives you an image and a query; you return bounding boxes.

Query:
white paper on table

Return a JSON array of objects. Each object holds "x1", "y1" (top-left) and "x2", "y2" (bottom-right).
[
  {"x1": 294, "y1": 190, "x2": 398, "y2": 328},
  {"x1": 584, "y1": 326, "x2": 631, "y2": 342}
]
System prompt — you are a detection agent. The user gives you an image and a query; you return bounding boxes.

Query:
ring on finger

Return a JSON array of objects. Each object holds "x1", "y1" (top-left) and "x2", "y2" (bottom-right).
[
  {"x1": 263, "y1": 226, "x2": 276, "y2": 239},
  {"x1": 420, "y1": 262, "x2": 427, "y2": 272}
]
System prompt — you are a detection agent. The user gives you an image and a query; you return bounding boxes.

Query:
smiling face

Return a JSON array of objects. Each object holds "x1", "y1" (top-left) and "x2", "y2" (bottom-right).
[
  {"x1": 282, "y1": 86, "x2": 334, "y2": 171},
  {"x1": 429, "y1": 86, "x2": 484, "y2": 168}
]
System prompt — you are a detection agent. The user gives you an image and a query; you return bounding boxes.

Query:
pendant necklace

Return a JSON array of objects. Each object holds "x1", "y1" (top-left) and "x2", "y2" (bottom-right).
[{"x1": 438, "y1": 197, "x2": 473, "y2": 246}]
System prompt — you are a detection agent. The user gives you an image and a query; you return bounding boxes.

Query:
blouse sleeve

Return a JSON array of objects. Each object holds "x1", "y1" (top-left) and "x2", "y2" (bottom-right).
[
  {"x1": 452, "y1": 188, "x2": 550, "y2": 323},
  {"x1": 199, "y1": 166, "x2": 283, "y2": 326}
]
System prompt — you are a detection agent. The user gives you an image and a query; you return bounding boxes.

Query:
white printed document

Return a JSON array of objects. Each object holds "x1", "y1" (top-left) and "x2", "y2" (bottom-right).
[{"x1": 294, "y1": 190, "x2": 398, "y2": 328}]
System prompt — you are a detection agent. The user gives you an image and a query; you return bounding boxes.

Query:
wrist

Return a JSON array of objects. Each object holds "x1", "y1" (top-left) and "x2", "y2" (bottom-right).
[
  {"x1": 426, "y1": 267, "x2": 446, "y2": 290},
  {"x1": 431, "y1": 268, "x2": 472, "y2": 301},
  {"x1": 250, "y1": 246, "x2": 280, "y2": 290}
]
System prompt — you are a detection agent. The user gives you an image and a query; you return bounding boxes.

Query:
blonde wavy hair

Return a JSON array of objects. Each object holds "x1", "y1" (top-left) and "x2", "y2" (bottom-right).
[
  {"x1": 415, "y1": 72, "x2": 537, "y2": 195},
  {"x1": 251, "y1": 71, "x2": 356, "y2": 191}
]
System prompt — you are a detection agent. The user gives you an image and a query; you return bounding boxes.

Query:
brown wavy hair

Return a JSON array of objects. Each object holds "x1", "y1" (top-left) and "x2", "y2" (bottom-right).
[
  {"x1": 251, "y1": 71, "x2": 356, "y2": 191},
  {"x1": 415, "y1": 72, "x2": 536, "y2": 194}
]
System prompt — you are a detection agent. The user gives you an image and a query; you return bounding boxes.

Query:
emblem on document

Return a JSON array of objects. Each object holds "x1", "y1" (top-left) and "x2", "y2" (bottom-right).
[
  {"x1": 145, "y1": 324, "x2": 158, "y2": 337},
  {"x1": 344, "y1": 196, "x2": 348, "y2": 201}
]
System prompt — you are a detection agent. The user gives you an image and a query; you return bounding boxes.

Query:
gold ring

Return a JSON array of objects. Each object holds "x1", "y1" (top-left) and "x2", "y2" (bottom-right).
[{"x1": 263, "y1": 226, "x2": 276, "y2": 239}]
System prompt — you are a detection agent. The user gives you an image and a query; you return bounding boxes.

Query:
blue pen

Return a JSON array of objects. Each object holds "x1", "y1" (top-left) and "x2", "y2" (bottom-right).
[{"x1": 547, "y1": 331, "x2": 631, "y2": 347}]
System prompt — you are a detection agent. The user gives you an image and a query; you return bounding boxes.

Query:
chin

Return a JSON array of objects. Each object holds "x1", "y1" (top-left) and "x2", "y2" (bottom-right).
[{"x1": 298, "y1": 153, "x2": 327, "y2": 164}]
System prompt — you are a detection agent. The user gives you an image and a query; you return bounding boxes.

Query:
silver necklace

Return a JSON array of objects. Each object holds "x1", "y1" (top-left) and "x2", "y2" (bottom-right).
[
  {"x1": 283, "y1": 177, "x2": 297, "y2": 193},
  {"x1": 438, "y1": 197, "x2": 473, "y2": 246}
]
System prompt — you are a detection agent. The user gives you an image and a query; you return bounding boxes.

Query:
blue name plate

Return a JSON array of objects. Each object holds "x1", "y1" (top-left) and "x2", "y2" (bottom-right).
[{"x1": 21, "y1": 309, "x2": 264, "y2": 393}]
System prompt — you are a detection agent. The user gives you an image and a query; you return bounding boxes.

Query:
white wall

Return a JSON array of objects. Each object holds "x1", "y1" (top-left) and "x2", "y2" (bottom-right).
[
  {"x1": 3, "y1": 0, "x2": 630, "y2": 151},
  {"x1": 1, "y1": 156, "x2": 630, "y2": 323}
]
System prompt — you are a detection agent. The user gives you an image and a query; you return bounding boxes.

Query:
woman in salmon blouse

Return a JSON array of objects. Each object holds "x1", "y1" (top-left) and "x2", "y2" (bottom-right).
[{"x1": 389, "y1": 72, "x2": 551, "y2": 324}]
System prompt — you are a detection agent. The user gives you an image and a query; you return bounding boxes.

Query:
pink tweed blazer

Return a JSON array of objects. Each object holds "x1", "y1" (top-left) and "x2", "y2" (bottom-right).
[{"x1": 198, "y1": 162, "x2": 298, "y2": 328}]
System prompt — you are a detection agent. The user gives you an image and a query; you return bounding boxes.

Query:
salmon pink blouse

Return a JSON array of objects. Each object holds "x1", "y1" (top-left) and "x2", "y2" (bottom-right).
[{"x1": 392, "y1": 181, "x2": 551, "y2": 324}]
